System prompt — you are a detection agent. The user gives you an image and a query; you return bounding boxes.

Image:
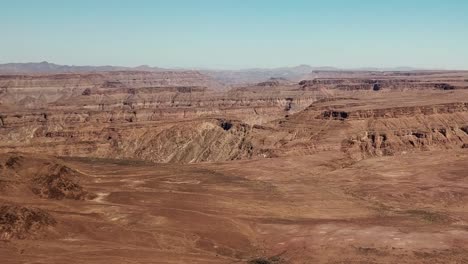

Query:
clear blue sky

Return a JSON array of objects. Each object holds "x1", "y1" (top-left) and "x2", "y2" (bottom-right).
[{"x1": 1, "y1": 0, "x2": 468, "y2": 69}]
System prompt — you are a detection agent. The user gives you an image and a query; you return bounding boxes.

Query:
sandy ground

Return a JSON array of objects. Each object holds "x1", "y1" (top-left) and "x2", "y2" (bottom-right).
[{"x1": 1, "y1": 149, "x2": 467, "y2": 263}]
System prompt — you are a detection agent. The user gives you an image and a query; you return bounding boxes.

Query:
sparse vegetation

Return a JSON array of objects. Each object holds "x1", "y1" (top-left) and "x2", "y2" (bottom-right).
[
  {"x1": 248, "y1": 256, "x2": 284, "y2": 264},
  {"x1": 31, "y1": 165, "x2": 87, "y2": 200},
  {"x1": 0, "y1": 205, "x2": 56, "y2": 240},
  {"x1": 405, "y1": 209, "x2": 451, "y2": 223}
]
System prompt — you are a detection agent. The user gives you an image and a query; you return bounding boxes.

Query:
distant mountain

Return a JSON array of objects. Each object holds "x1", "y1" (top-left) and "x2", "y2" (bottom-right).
[
  {"x1": 0, "y1": 62, "x2": 319, "y2": 84},
  {"x1": 202, "y1": 65, "x2": 319, "y2": 85},
  {"x1": 0, "y1": 62, "x2": 434, "y2": 85},
  {"x1": 0, "y1": 61, "x2": 166, "y2": 74},
  {"x1": 201, "y1": 65, "x2": 431, "y2": 85},
  {"x1": 353, "y1": 66, "x2": 422, "y2": 72}
]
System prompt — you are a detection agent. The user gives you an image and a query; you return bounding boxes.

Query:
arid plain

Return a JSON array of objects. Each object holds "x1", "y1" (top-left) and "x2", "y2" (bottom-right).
[{"x1": 0, "y1": 65, "x2": 468, "y2": 263}]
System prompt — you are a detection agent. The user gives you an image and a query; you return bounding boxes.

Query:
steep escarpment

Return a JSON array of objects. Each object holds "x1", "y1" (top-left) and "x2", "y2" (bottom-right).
[
  {"x1": 0, "y1": 71, "x2": 224, "y2": 108},
  {"x1": 1, "y1": 92, "x2": 467, "y2": 163},
  {"x1": 0, "y1": 89, "x2": 318, "y2": 162},
  {"x1": 343, "y1": 120, "x2": 468, "y2": 160},
  {"x1": 127, "y1": 119, "x2": 254, "y2": 163},
  {"x1": 246, "y1": 92, "x2": 468, "y2": 161},
  {"x1": 1, "y1": 71, "x2": 468, "y2": 164},
  {"x1": 315, "y1": 102, "x2": 468, "y2": 120},
  {"x1": 0, "y1": 117, "x2": 257, "y2": 163},
  {"x1": 0, "y1": 71, "x2": 218, "y2": 89},
  {"x1": 299, "y1": 76, "x2": 468, "y2": 92},
  {"x1": 0, "y1": 71, "x2": 323, "y2": 163}
]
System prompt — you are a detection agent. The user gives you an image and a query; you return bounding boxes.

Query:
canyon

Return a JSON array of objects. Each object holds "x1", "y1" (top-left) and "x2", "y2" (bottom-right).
[{"x1": 0, "y1": 67, "x2": 468, "y2": 263}]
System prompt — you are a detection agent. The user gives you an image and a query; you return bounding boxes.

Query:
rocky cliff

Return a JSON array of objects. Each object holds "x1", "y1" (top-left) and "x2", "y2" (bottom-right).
[{"x1": 0, "y1": 71, "x2": 467, "y2": 163}]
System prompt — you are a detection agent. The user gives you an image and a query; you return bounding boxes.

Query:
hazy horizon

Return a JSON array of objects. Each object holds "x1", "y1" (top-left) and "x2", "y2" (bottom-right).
[
  {"x1": 2, "y1": 0, "x2": 468, "y2": 70},
  {"x1": 0, "y1": 61, "x2": 451, "y2": 72}
]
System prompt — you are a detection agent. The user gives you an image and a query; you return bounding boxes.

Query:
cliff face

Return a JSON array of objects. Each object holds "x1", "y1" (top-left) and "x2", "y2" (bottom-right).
[
  {"x1": 0, "y1": 71, "x2": 223, "y2": 104},
  {"x1": 316, "y1": 103, "x2": 468, "y2": 120},
  {"x1": 127, "y1": 120, "x2": 254, "y2": 163},
  {"x1": 299, "y1": 77, "x2": 467, "y2": 92},
  {"x1": 0, "y1": 97, "x2": 317, "y2": 162},
  {"x1": 343, "y1": 115, "x2": 468, "y2": 159},
  {"x1": 0, "y1": 71, "x2": 467, "y2": 163},
  {"x1": 0, "y1": 71, "x2": 323, "y2": 162},
  {"x1": 271, "y1": 93, "x2": 468, "y2": 160},
  {"x1": 0, "y1": 71, "x2": 215, "y2": 88}
]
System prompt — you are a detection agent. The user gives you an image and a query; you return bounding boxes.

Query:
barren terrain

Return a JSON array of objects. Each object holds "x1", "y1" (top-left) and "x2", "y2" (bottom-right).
[{"x1": 0, "y1": 68, "x2": 467, "y2": 263}]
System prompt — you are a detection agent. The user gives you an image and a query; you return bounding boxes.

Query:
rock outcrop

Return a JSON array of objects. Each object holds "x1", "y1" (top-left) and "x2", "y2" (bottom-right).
[
  {"x1": 0, "y1": 204, "x2": 56, "y2": 240},
  {"x1": 0, "y1": 154, "x2": 92, "y2": 200}
]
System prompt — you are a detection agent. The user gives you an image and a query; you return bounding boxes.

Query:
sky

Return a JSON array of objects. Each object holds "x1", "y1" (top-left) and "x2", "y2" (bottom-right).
[{"x1": 1, "y1": 0, "x2": 468, "y2": 69}]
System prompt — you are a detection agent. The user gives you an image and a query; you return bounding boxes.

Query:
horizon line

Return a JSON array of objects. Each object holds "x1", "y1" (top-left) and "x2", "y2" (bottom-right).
[{"x1": 0, "y1": 61, "x2": 464, "y2": 72}]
